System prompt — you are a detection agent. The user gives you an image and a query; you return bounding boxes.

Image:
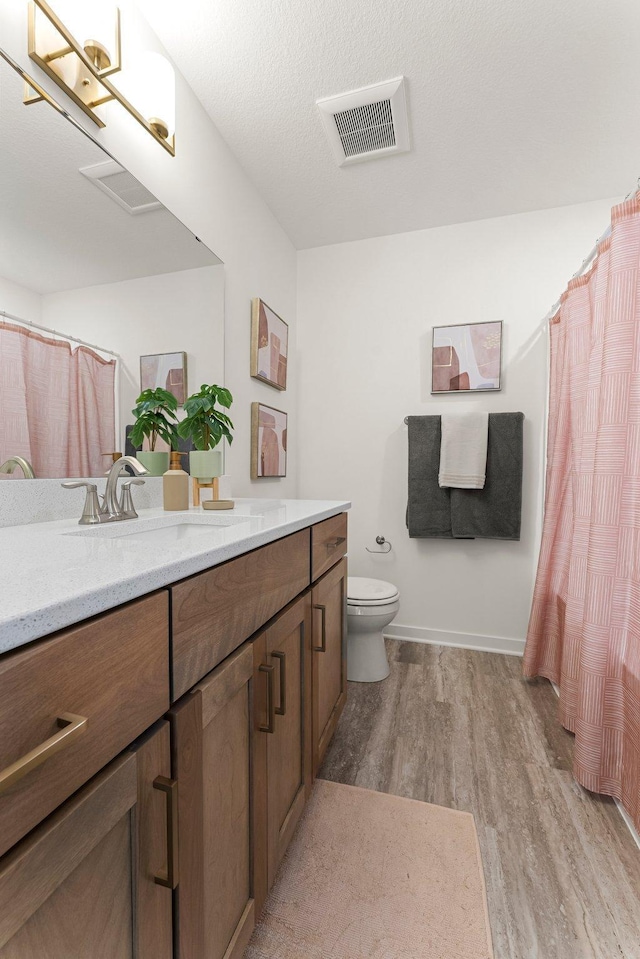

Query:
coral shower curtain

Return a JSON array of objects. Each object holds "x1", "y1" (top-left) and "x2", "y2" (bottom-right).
[
  {"x1": 524, "y1": 194, "x2": 640, "y2": 831},
  {"x1": 0, "y1": 322, "x2": 116, "y2": 478}
]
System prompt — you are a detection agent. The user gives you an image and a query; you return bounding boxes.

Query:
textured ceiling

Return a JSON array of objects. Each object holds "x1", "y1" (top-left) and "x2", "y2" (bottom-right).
[
  {"x1": 1, "y1": 55, "x2": 218, "y2": 295},
  {"x1": 136, "y1": 0, "x2": 640, "y2": 249}
]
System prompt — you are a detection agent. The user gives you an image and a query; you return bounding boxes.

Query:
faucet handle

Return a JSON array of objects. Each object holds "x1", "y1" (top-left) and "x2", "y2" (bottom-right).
[
  {"x1": 120, "y1": 478, "x2": 146, "y2": 519},
  {"x1": 61, "y1": 481, "x2": 104, "y2": 525}
]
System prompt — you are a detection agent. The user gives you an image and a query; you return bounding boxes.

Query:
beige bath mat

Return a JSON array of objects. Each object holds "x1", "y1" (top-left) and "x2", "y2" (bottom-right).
[{"x1": 245, "y1": 779, "x2": 494, "y2": 959}]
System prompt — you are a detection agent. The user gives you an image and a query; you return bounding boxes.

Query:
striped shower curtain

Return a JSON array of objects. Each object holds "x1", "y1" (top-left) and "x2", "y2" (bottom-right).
[
  {"x1": 0, "y1": 322, "x2": 116, "y2": 478},
  {"x1": 524, "y1": 194, "x2": 640, "y2": 832}
]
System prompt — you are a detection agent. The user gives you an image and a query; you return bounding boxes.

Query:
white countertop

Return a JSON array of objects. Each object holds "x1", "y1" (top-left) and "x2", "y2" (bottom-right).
[{"x1": 0, "y1": 499, "x2": 350, "y2": 654}]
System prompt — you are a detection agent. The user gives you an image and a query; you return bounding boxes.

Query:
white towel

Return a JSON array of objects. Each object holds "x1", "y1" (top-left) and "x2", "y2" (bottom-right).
[{"x1": 438, "y1": 412, "x2": 489, "y2": 489}]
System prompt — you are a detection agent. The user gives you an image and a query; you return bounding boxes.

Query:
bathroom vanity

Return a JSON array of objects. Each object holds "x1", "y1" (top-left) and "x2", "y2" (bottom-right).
[{"x1": 0, "y1": 500, "x2": 349, "y2": 958}]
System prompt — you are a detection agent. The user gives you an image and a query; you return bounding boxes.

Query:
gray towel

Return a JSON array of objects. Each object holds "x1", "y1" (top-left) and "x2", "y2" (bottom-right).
[
  {"x1": 451, "y1": 412, "x2": 524, "y2": 540},
  {"x1": 406, "y1": 412, "x2": 524, "y2": 540},
  {"x1": 406, "y1": 416, "x2": 452, "y2": 537}
]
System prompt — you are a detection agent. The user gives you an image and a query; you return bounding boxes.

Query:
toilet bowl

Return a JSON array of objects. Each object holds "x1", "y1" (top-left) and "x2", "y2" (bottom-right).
[{"x1": 347, "y1": 577, "x2": 399, "y2": 682}]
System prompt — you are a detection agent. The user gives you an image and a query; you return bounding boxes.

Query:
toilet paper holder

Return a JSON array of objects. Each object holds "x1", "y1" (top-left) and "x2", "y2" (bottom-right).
[{"x1": 366, "y1": 535, "x2": 392, "y2": 554}]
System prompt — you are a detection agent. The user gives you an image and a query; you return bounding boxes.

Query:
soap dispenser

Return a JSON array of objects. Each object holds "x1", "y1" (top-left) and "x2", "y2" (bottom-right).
[{"x1": 163, "y1": 452, "x2": 189, "y2": 511}]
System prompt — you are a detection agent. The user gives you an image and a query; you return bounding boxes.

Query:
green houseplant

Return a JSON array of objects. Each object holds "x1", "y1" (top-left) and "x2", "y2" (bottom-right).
[
  {"x1": 129, "y1": 387, "x2": 179, "y2": 476},
  {"x1": 177, "y1": 384, "x2": 234, "y2": 481}
]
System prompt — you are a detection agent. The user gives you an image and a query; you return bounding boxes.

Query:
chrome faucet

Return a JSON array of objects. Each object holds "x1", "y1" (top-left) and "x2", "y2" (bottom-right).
[
  {"x1": 62, "y1": 455, "x2": 148, "y2": 525},
  {"x1": 0, "y1": 456, "x2": 36, "y2": 479},
  {"x1": 103, "y1": 456, "x2": 149, "y2": 519}
]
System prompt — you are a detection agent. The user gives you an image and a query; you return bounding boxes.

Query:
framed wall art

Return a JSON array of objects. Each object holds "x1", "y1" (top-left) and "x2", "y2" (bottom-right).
[
  {"x1": 140, "y1": 351, "x2": 187, "y2": 405},
  {"x1": 431, "y1": 321, "x2": 502, "y2": 393},
  {"x1": 251, "y1": 298, "x2": 288, "y2": 390},
  {"x1": 251, "y1": 402, "x2": 287, "y2": 478}
]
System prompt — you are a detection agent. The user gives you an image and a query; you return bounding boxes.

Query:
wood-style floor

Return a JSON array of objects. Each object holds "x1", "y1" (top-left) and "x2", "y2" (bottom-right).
[{"x1": 318, "y1": 640, "x2": 640, "y2": 959}]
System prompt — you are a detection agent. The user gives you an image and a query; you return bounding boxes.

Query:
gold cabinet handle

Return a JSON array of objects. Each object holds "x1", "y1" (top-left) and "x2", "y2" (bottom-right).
[
  {"x1": 0, "y1": 712, "x2": 88, "y2": 796},
  {"x1": 259, "y1": 663, "x2": 276, "y2": 734},
  {"x1": 272, "y1": 650, "x2": 286, "y2": 717},
  {"x1": 153, "y1": 776, "x2": 179, "y2": 889},
  {"x1": 326, "y1": 536, "x2": 346, "y2": 551},
  {"x1": 313, "y1": 604, "x2": 327, "y2": 652}
]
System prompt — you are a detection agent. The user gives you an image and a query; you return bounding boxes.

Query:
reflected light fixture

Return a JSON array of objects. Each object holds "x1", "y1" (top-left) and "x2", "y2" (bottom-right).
[{"x1": 25, "y1": 0, "x2": 176, "y2": 155}]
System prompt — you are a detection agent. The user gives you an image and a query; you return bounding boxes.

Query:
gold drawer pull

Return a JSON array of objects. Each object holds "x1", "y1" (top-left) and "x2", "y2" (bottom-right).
[
  {"x1": 313, "y1": 604, "x2": 327, "y2": 652},
  {"x1": 325, "y1": 536, "x2": 346, "y2": 551},
  {"x1": 259, "y1": 663, "x2": 276, "y2": 734},
  {"x1": 153, "y1": 776, "x2": 179, "y2": 889},
  {"x1": 0, "y1": 712, "x2": 88, "y2": 796},
  {"x1": 272, "y1": 650, "x2": 286, "y2": 717}
]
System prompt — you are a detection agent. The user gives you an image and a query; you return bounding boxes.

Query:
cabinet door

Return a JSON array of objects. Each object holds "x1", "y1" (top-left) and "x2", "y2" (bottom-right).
[
  {"x1": 311, "y1": 557, "x2": 347, "y2": 776},
  {"x1": 253, "y1": 593, "x2": 312, "y2": 912},
  {"x1": 170, "y1": 643, "x2": 256, "y2": 959},
  {"x1": 0, "y1": 722, "x2": 173, "y2": 959}
]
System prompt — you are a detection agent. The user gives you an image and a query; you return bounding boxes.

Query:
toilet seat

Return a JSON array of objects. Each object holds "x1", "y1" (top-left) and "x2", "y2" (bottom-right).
[{"x1": 347, "y1": 576, "x2": 400, "y2": 607}]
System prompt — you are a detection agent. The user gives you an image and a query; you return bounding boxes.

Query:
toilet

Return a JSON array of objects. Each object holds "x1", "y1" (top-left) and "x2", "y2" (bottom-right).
[{"x1": 347, "y1": 577, "x2": 400, "y2": 682}]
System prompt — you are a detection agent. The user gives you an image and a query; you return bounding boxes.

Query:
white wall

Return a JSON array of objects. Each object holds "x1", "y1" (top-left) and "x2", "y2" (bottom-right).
[
  {"x1": 43, "y1": 265, "x2": 224, "y2": 450},
  {"x1": 297, "y1": 197, "x2": 618, "y2": 651},
  {"x1": 0, "y1": 276, "x2": 42, "y2": 324},
  {"x1": 1, "y1": 0, "x2": 298, "y2": 497}
]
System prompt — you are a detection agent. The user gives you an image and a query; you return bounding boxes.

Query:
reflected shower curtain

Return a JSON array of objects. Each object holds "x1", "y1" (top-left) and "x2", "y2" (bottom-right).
[
  {"x1": 0, "y1": 322, "x2": 116, "y2": 477},
  {"x1": 524, "y1": 194, "x2": 640, "y2": 831}
]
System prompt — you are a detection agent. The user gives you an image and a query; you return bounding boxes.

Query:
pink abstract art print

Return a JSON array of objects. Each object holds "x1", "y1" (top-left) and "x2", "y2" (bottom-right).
[
  {"x1": 432, "y1": 321, "x2": 502, "y2": 392},
  {"x1": 140, "y1": 351, "x2": 187, "y2": 404},
  {"x1": 251, "y1": 402, "x2": 287, "y2": 478},
  {"x1": 251, "y1": 298, "x2": 288, "y2": 391}
]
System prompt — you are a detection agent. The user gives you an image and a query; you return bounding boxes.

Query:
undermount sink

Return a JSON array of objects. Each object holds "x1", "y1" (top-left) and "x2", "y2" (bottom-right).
[
  {"x1": 64, "y1": 513, "x2": 256, "y2": 545},
  {"x1": 109, "y1": 522, "x2": 237, "y2": 547}
]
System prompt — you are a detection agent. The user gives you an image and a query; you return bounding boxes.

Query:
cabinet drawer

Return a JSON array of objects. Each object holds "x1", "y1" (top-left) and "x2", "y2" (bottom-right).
[
  {"x1": 311, "y1": 513, "x2": 347, "y2": 582},
  {"x1": 171, "y1": 529, "x2": 311, "y2": 699},
  {"x1": 0, "y1": 592, "x2": 170, "y2": 858}
]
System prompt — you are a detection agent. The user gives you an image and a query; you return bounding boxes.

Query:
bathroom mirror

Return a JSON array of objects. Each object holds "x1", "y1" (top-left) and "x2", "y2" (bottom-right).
[{"x1": 0, "y1": 50, "x2": 224, "y2": 479}]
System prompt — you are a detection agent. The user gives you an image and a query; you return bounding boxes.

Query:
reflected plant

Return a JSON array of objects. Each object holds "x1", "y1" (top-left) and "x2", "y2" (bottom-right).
[{"x1": 129, "y1": 387, "x2": 179, "y2": 451}]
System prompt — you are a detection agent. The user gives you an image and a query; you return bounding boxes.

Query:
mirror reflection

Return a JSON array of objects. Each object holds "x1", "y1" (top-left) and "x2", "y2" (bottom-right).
[{"x1": 0, "y1": 52, "x2": 224, "y2": 479}]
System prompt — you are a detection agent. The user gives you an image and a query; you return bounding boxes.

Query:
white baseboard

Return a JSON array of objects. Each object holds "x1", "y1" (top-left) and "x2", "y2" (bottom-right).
[
  {"x1": 615, "y1": 800, "x2": 640, "y2": 851},
  {"x1": 383, "y1": 623, "x2": 525, "y2": 657}
]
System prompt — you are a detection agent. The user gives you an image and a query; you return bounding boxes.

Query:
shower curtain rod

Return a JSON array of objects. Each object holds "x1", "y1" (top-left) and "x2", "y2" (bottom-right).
[{"x1": 0, "y1": 310, "x2": 120, "y2": 358}]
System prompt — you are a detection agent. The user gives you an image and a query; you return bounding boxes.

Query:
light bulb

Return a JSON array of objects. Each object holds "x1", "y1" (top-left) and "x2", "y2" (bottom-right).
[
  {"x1": 51, "y1": 0, "x2": 119, "y2": 69},
  {"x1": 115, "y1": 52, "x2": 175, "y2": 140}
]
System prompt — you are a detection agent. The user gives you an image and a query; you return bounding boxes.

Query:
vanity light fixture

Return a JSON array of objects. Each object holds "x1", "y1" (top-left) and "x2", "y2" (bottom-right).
[{"x1": 25, "y1": 0, "x2": 176, "y2": 155}]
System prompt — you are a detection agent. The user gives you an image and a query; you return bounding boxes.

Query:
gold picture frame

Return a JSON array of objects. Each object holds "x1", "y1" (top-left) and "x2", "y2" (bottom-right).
[{"x1": 250, "y1": 298, "x2": 288, "y2": 391}]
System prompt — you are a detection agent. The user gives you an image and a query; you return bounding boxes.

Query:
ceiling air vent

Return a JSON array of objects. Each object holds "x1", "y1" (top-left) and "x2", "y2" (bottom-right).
[
  {"x1": 316, "y1": 77, "x2": 410, "y2": 167},
  {"x1": 79, "y1": 159, "x2": 162, "y2": 215}
]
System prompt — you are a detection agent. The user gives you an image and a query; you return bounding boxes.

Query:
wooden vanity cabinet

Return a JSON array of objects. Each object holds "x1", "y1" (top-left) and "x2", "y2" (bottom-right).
[
  {"x1": 252, "y1": 592, "x2": 312, "y2": 914},
  {"x1": 0, "y1": 721, "x2": 174, "y2": 959},
  {"x1": 0, "y1": 511, "x2": 348, "y2": 958}
]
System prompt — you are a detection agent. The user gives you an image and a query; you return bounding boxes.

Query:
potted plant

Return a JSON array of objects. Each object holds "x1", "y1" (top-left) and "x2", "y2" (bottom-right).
[
  {"x1": 129, "y1": 387, "x2": 179, "y2": 476},
  {"x1": 177, "y1": 384, "x2": 234, "y2": 481}
]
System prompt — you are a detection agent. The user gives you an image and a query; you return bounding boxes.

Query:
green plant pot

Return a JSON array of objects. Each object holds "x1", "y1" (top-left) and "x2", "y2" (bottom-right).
[
  {"x1": 137, "y1": 450, "x2": 169, "y2": 476},
  {"x1": 189, "y1": 449, "x2": 223, "y2": 483}
]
